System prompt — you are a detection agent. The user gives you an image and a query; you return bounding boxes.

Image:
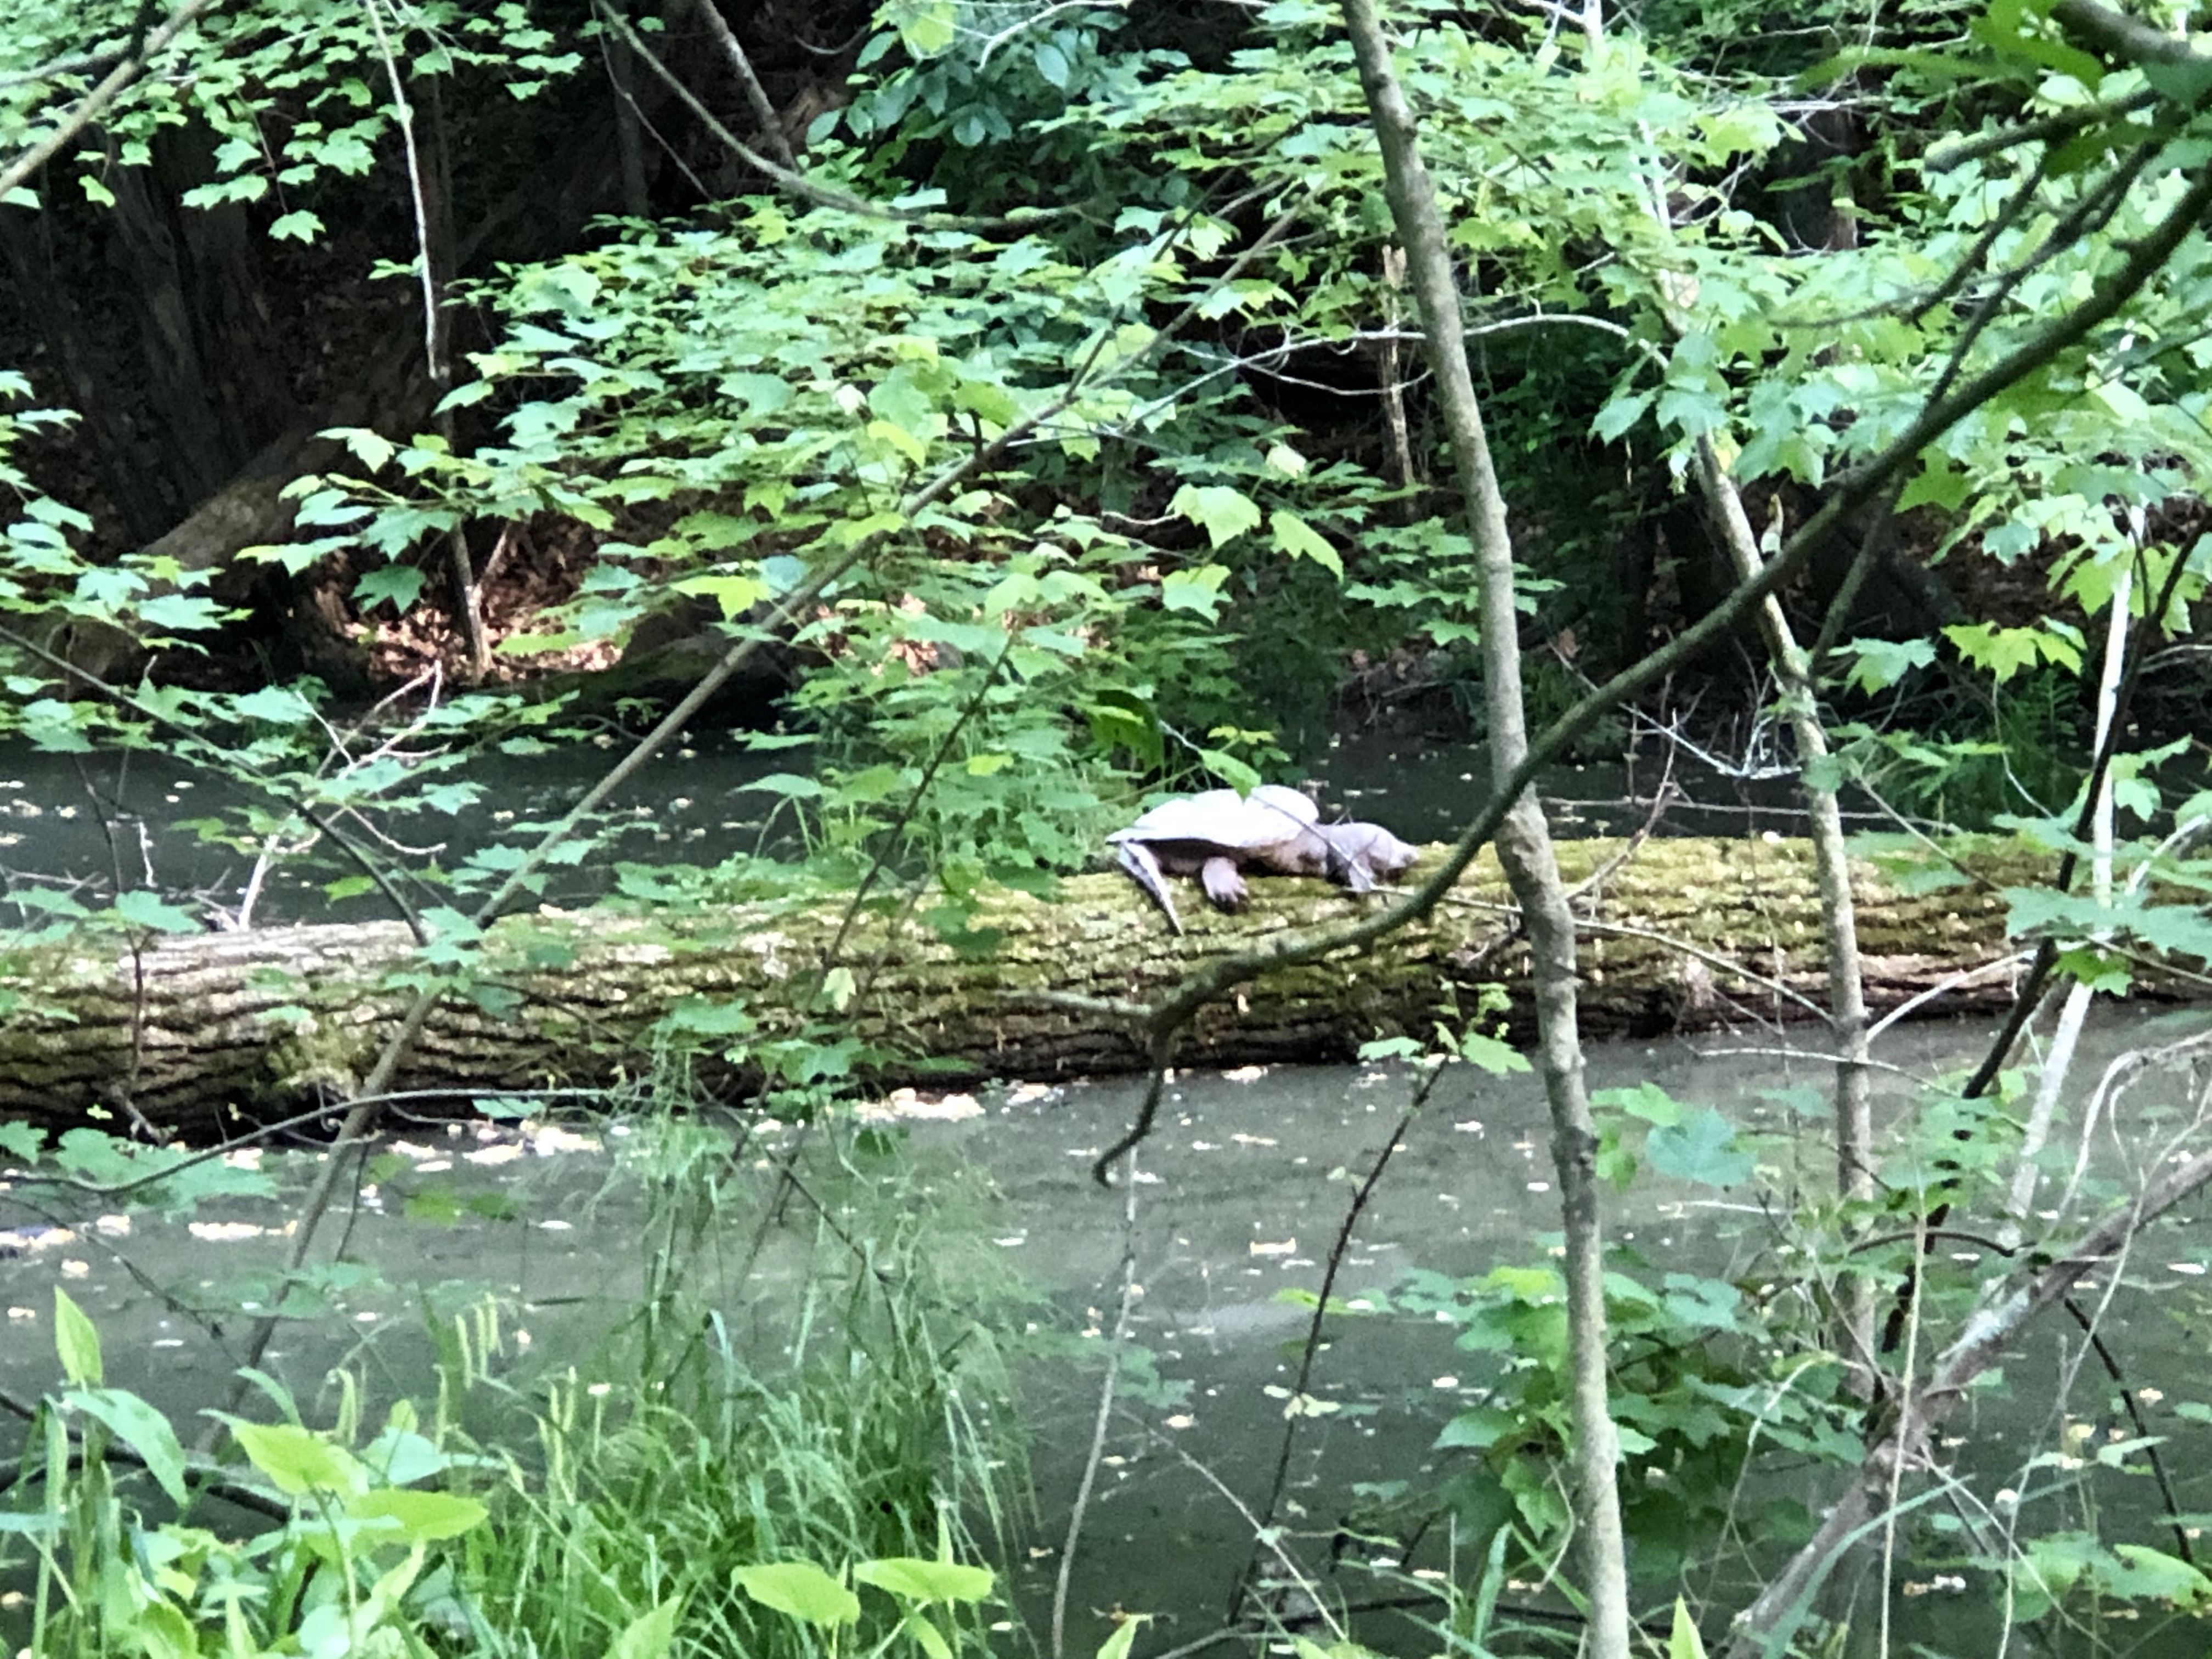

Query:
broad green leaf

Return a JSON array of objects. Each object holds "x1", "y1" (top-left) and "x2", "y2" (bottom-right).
[
  {"x1": 111, "y1": 891, "x2": 202, "y2": 934},
  {"x1": 230, "y1": 1420, "x2": 365, "y2": 1497},
  {"x1": 1457, "y1": 1031, "x2": 1530, "y2": 1076},
  {"x1": 1167, "y1": 484, "x2": 1262, "y2": 549},
  {"x1": 2107, "y1": 1544, "x2": 2212, "y2": 1607},
  {"x1": 890, "y1": 0, "x2": 956, "y2": 55},
  {"x1": 346, "y1": 1489, "x2": 488, "y2": 1541},
  {"x1": 672, "y1": 573, "x2": 769, "y2": 619},
  {"x1": 125, "y1": 1595, "x2": 198, "y2": 1659},
  {"x1": 137, "y1": 594, "x2": 229, "y2": 633},
  {"x1": 1645, "y1": 1108, "x2": 1753, "y2": 1187},
  {"x1": 733, "y1": 1561, "x2": 861, "y2": 1628},
  {"x1": 53, "y1": 1288, "x2": 101, "y2": 1387},
  {"x1": 1896, "y1": 454, "x2": 1968, "y2": 512},
  {"x1": 1159, "y1": 565, "x2": 1230, "y2": 618},
  {"x1": 1592, "y1": 389, "x2": 1652, "y2": 443},
  {"x1": 355, "y1": 565, "x2": 427, "y2": 615},
  {"x1": 1271, "y1": 510, "x2": 1342, "y2": 577},
  {"x1": 1943, "y1": 621, "x2": 2080, "y2": 682},
  {"x1": 324, "y1": 427, "x2": 396, "y2": 471},
  {"x1": 609, "y1": 1598, "x2": 683, "y2": 1659},
  {"x1": 68, "y1": 1389, "x2": 188, "y2": 1506},
  {"x1": 1836, "y1": 637, "x2": 1936, "y2": 694},
  {"x1": 738, "y1": 772, "x2": 825, "y2": 799},
  {"x1": 853, "y1": 1556, "x2": 995, "y2": 1604},
  {"x1": 1592, "y1": 1081, "x2": 1682, "y2": 1126},
  {"x1": 902, "y1": 1612, "x2": 955, "y2": 1659},
  {"x1": 1435, "y1": 1406, "x2": 1515, "y2": 1450},
  {"x1": 1097, "y1": 1615, "x2": 1148, "y2": 1659},
  {"x1": 229, "y1": 685, "x2": 318, "y2": 725}
]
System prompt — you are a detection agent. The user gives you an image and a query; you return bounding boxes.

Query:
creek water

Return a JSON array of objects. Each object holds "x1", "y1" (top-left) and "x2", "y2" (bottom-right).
[
  {"x1": 8, "y1": 728, "x2": 2212, "y2": 1651},
  {"x1": 0, "y1": 724, "x2": 1844, "y2": 927},
  {"x1": 7, "y1": 1012, "x2": 2212, "y2": 1657}
]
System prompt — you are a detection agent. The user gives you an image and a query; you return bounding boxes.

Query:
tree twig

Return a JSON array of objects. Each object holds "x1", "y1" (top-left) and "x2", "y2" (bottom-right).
[
  {"x1": 690, "y1": 0, "x2": 797, "y2": 171},
  {"x1": 0, "y1": 0, "x2": 222, "y2": 204}
]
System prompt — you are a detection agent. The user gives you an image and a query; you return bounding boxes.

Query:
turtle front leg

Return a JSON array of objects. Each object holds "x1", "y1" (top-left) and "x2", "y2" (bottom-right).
[
  {"x1": 1116, "y1": 841, "x2": 1184, "y2": 934},
  {"x1": 1200, "y1": 856, "x2": 1249, "y2": 911}
]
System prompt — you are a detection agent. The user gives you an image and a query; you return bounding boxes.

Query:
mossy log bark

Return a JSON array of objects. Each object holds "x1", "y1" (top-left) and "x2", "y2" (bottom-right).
[{"x1": 1, "y1": 838, "x2": 2050, "y2": 1131}]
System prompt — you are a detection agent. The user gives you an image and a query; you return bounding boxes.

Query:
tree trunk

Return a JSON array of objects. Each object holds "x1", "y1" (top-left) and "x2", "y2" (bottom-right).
[{"x1": 0, "y1": 837, "x2": 2051, "y2": 1132}]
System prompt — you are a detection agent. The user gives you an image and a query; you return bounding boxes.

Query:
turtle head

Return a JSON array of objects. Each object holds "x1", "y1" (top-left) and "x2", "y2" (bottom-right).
[{"x1": 1325, "y1": 823, "x2": 1418, "y2": 890}]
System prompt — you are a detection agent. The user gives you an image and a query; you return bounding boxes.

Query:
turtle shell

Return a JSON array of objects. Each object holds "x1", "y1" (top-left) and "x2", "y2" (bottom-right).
[{"x1": 1108, "y1": 785, "x2": 1319, "y2": 853}]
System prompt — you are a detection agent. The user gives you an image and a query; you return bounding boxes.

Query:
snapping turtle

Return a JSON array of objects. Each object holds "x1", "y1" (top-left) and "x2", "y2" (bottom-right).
[{"x1": 1108, "y1": 785, "x2": 1419, "y2": 933}]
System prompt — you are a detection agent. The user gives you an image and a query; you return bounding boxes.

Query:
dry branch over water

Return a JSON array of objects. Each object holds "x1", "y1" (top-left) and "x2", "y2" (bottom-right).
[{"x1": 3, "y1": 837, "x2": 2056, "y2": 1128}]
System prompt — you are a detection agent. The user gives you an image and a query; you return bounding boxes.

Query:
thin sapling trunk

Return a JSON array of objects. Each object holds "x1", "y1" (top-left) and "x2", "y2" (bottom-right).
[{"x1": 1338, "y1": 3, "x2": 1633, "y2": 1653}]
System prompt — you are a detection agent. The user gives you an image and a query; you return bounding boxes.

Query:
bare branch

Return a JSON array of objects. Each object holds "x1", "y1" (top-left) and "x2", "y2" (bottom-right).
[{"x1": 689, "y1": 0, "x2": 797, "y2": 171}]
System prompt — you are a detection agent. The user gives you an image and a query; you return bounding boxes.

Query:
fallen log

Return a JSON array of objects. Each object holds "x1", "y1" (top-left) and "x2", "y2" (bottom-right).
[{"x1": 0, "y1": 837, "x2": 2048, "y2": 1132}]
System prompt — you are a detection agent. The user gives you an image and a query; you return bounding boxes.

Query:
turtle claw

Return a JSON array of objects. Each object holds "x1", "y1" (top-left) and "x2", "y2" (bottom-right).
[{"x1": 1199, "y1": 856, "x2": 1248, "y2": 911}]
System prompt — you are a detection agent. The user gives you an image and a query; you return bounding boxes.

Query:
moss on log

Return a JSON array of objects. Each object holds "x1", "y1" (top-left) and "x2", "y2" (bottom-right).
[{"x1": 0, "y1": 838, "x2": 2049, "y2": 1130}]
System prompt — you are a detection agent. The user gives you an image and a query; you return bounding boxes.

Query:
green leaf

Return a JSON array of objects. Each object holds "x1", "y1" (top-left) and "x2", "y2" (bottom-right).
[
  {"x1": 67, "y1": 1389, "x2": 188, "y2": 1507},
  {"x1": 346, "y1": 1489, "x2": 488, "y2": 1541},
  {"x1": 111, "y1": 890, "x2": 202, "y2": 934},
  {"x1": 892, "y1": 0, "x2": 956, "y2": 55},
  {"x1": 324, "y1": 426, "x2": 396, "y2": 471},
  {"x1": 229, "y1": 685, "x2": 318, "y2": 725},
  {"x1": 355, "y1": 565, "x2": 427, "y2": 614},
  {"x1": 1654, "y1": 383, "x2": 1725, "y2": 439},
  {"x1": 1457, "y1": 1032, "x2": 1530, "y2": 1076},
  {"x1": 1591, "y1": 388, "x2": 1652, "y2": 443},
  {"x1": 733, "y1": 1561, "x2": 861, "y2": 1628},
  {"x1": 853, "y1": 1557, "x2": 995, "y2": 1605},
  {"x1": 609, "y1": 1598, "x2": 684, "y2": 1659},
  {"x1": 1435, "y1": 1406, "x2": 1514, "y2": 1450},
  {"x1": 1271, "y1": 510, "x2": 1342, "y2": 577},
  {"x1": 901, "y1": 1611, "x2": 955, "y2": 1659},
  {"x1": 1943, "y1": 621, "x2": 2079, "y2": 683},
  {"x1": 1896, "y1": 454, "x2": 1968, "y2": 512},
  {"x1": 269, "y1": 210, "x2": 326, "y2": 243},
  {"x1": 1836, "y1": 637, "x2": 1935, "y2": 695},
  {"x1": 738, "y1": 772, "x2": 825, "y2": 800},
  {"x1": 1097, "y1": 1615, "x2": 1148, "y2": 1659},
  {"x1": 2107, "y1": 1544, "x2": 2212, "y2": 1608},
  {"x1": 1592, "y1": 1081, "x2": 1682, "y2": 1126},
  {"x1": 54, "y1": 1288, "x2": 101, "y2": 1387},
  {"x1": 1167, "y1": 484, "x2": 1262, "y2": 549},
  {"x1": 1159, "y1": 565, "x2": 1230, "y2": 618},
  {"x1": 136, "y1": 594, "x2": 229, "y2": 633},
  {"x1": 672, "y1": 573, "x2": 768, "y2": 619},
  {"x1": 1645, "y1": 1108, "x2": 1754, "y2": 1187},
  {"x1": 229, "y1": 1420, "x2": 365, "y2": 1496}
]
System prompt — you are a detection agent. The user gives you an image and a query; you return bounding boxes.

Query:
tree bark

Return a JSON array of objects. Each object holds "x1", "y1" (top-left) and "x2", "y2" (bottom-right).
[{"x1": 0, "y1": 837, "x2": 2050, "y2": 1132}]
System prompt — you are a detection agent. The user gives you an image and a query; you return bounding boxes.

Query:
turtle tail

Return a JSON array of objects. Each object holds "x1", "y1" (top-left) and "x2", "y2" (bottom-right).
[{"x1": 1115, "y1": 840, "x2": 1184, "y2": 934}]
